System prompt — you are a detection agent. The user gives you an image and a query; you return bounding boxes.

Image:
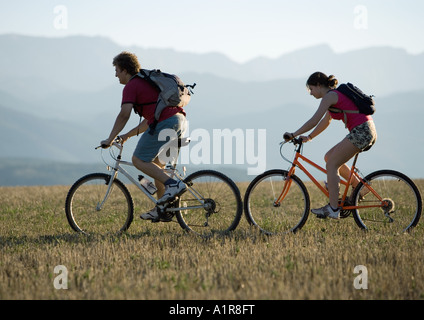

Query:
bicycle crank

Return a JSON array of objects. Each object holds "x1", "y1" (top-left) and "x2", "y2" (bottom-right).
[{"x1": 338, "y1": 198, "x2": 353, "y2": 219}]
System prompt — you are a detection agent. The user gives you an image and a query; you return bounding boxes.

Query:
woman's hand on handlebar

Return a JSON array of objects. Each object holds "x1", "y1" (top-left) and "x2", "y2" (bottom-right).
[
  {"x1": 283, "y1": 132, "x2": 312, "y2": 144},
  {"x1": 283, "y1": 132, "x2": 295, "y2": 141},
  {"x1": 299, "y1": 135, "x2": 312, "y2": 143},
  {"x1": 281, "y1": 133, "x2": 310, "y2": 146}
]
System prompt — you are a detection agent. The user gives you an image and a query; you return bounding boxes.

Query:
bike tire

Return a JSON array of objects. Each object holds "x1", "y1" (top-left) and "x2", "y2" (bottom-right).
[
  {"x1": 65, "y1": 173, "x2": 134, "y2": 235},
  {"x1": 244, "y1": 169, "x2": 310, "y2": 235},
  {"x1": 176, "y1": 170, "x2": 243, "y2": 238},
  {"x1": 351, "y1": 170, "x2": 422, "y2": 233}
]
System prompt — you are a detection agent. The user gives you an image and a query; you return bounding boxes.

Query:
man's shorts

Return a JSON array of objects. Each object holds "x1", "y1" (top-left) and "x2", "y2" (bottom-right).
[
  {"x1": 347, "y1": 120, "x2": 377, "y2": 151},
  {"x1": 134, "y1": 113, "x2": 187, "y2": 162}
]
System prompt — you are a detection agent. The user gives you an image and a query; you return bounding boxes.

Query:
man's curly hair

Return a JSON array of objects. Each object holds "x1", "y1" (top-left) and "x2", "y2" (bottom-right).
[{"x1": 112, "y1": 51, "x2": 141, "y2": 76}]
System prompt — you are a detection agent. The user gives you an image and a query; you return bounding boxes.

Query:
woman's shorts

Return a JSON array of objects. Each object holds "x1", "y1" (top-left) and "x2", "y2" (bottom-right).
[
  {"x1": 347, "y1": 121, "x2": 377, "y2": 151},
  {"x1": 133, "y1": 113, "x2": 187, "y2": 162}
]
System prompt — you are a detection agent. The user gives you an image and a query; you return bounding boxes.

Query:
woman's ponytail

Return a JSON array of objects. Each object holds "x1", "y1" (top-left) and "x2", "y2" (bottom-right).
[{"x1": 307, "y1": 72, "x2": 338, "y2": 89}]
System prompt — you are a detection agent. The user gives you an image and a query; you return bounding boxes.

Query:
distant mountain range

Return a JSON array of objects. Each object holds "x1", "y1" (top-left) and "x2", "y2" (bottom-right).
[
  {"x1": 0, "y1": 34, "x2": 423, "y2": 185},
  {"x1": 2, "y1": 34, "x2": 423, "y2": 95}
]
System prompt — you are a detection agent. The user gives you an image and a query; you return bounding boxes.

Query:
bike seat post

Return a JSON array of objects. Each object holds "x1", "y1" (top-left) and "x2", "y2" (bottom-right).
[
  {"x1": 175, "y1": 137, "x2": 191, "y2": 168},
  {"x1": 165, "y1": 163, "x2": 176, "y2": 176},
  {"x1": 177, "y1": 137, "x2": 190, "y2": 177}
]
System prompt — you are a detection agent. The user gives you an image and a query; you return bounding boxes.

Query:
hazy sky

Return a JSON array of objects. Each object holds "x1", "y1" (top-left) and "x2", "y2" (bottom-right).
[{"x1": 1, "y1": 0, "x2": 423, "y2": 63}]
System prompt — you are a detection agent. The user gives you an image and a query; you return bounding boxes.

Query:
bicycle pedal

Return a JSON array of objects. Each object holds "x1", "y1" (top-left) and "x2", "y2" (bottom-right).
[
  {"x1": 315, "y1": 214, "x2": 327, "y2": 220},
  {"x1": 154, "y1": 208, "x2": 174, "y2": 223}
]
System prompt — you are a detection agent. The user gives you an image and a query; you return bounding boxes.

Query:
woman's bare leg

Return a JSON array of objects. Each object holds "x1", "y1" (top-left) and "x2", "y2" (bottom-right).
[{"x1": 325, "y1": 138, "x2": 360, "y2": 208}]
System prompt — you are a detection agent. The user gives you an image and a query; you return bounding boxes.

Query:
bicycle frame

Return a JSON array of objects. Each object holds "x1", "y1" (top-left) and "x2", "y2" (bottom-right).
[
  {"x1": 276, "y1": 139, "x2": 386, "y2": 211},
  {"x1": 97, "y1": 139, "x2": 206, "y2": 213}
]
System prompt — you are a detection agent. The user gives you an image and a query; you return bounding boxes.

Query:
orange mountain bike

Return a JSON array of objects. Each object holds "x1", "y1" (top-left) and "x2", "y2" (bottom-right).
[{"x1": 244, "y1": 137, "x2": 422, "y2": 235}]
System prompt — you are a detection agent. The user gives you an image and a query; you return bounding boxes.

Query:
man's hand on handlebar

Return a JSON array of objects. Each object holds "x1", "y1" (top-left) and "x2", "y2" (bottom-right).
[
  {"x1": 119, "y1": 134, "x2": 130, "y2": 144},
  {"x1": 99, "y1": 136, "x2": 125, "y2": 149},
  {"x1": 100, "y1": 139, "x2": 112, "y2": 149}
]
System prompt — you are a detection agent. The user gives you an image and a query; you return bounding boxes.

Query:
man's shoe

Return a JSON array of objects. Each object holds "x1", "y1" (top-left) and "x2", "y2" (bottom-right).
[
  {"x1": 140, "y1": 207, "x2": 173, "y2": 223},
  {"x1": 140, "y1": 207, "x2": 160, "y2": 222},
  {"x1": 311, "y1": 204, "x2": 340, "y2": 220},
  {"x1": 157, "y1": 180, "x2": 187, "y2": 205}
]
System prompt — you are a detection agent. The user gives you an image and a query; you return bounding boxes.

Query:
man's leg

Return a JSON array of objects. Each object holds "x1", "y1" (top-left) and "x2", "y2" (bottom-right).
[
  {"x1": 153, "y1": 157, "x2": 166, "y2": 199},
  {"x1": 132, "y1": 155, "x2": 170, "y2": 185}
]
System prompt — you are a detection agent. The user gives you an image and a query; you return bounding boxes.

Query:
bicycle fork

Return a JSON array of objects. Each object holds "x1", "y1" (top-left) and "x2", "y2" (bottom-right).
[
  {"x1": 274, "y1": 167, "x2": 296, "y2": 206},
  {"x1": 96, "y1": 170, "x2": 118, "y2": 211}
]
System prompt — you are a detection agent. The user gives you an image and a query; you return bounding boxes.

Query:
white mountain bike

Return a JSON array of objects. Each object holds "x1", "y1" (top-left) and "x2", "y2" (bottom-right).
[{"x1": 65, "y1": 137, "x2": 243, "y2": 238}]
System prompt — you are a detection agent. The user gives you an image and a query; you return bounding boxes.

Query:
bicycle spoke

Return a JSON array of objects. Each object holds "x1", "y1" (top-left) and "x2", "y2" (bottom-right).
[
  {"x1": 352, "y1": 170, "x2": 422, "y2": 233},
  {"x1": 65, "y1": 173, "x2": 134, "y2": 235},
  {"x1": 176, "y1": 170, "x2": 242, "y2": 238},
  {"x1": 244, "y1": 170, "x2": 310, "y2": 235}
]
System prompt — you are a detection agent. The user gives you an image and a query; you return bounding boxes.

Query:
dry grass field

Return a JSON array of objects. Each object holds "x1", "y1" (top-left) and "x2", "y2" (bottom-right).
[{"x1": 1, "y1": 180, "x2": 423, "y2": 301}]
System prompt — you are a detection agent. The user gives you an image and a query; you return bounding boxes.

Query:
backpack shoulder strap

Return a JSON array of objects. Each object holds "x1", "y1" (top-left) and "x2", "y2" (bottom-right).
[
  {"x1": 328, "y1": 106, "x2": 359, "y2": 129},
  {"x1": 328, "y1": 107, "x2": 359, "y2": 114},
  {"x1": 329, "y1": 87, "x2": 360, "y2": 118}
]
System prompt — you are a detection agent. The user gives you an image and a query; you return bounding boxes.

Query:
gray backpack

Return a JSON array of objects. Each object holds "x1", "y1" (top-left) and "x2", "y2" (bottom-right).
[{"x1": 132, "y1": 69, "x2": 196, "y2": 134}]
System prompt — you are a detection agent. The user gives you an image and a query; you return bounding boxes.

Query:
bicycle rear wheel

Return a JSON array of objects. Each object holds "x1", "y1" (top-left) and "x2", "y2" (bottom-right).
[
  {"x1": 351, "y1": 170, "x2": 422, "y2": 233},
  {"x1": 244, "y1": 170, "x2": 310, "y2": 235},
  {"x1": 65, "y1": 173, "x2": 134, "y2": 235},
  {"x1": 176, "y1": 170, "x2": 242, "y2": 238}
]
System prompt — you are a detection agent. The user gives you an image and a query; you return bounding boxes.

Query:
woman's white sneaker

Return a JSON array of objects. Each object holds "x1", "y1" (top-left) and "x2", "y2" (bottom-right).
[{"x1": 311, "y1": 204, "x2": 340, "y2": 220}]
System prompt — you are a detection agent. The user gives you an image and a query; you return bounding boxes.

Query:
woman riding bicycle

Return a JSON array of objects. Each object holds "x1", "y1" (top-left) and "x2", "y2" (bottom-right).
[{"x1": 284, "y1": 72, "x2": 377, "y2": 219}]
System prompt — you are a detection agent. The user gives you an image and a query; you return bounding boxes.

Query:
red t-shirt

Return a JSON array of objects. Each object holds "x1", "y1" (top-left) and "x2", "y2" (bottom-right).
[{"x1": 121, "y1": 77, "x2": 185, "y2": 124}]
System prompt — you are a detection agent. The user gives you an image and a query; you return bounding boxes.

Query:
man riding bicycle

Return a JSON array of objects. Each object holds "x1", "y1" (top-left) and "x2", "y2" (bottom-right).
[{"x1": 101, "y1": 51, "x2": 187, "y2": 221}]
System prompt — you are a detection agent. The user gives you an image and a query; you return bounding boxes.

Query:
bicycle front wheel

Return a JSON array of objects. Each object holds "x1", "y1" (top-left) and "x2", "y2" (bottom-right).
[
  {"x1": 176, "y1": 170, "x2": 242, "y2": 237},
  {"x1": 244, "y1": 170, "x2": 310, "y2": 235},
  {"x1": 65, "y1": 173, "x2": 134, "y2": 235},
  {"x1": 351, "y1": 170, "x2": 422, "y2": 233}
]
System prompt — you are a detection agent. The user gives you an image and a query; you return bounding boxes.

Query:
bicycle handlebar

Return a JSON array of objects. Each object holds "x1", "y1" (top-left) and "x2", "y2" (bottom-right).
[
  {"x1": 279, "y1": 136, "x2": 305, "y2": 165},
  {"x1": 95, "y1": 136, "x2": 124, "y2": 150},
  {"x1": 280, "y1": 136, "x2": 303, "y2": 146}
]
